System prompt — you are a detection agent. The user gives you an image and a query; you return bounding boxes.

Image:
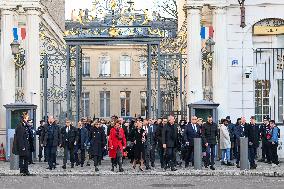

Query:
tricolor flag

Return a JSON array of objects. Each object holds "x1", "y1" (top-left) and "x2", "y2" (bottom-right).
[
  {"x1": 200, "y1": 26, "x2": 214, "y2": 40},
  {"x1": 13, "y1": 27, "x2": 26, "y2": 41}
]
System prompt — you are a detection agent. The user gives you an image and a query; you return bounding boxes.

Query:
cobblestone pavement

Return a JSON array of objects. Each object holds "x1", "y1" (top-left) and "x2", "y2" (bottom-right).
[
  {"x1": 0, "y1": 175, "x2": 284, "y2": 189},
  {"x1": 0, "y1": 157, "x2": 283, "y2": 177}
]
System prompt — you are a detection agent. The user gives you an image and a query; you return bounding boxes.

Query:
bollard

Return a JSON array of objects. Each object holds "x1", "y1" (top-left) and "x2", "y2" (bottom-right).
[
  {"x1": 240, "y1": 137, "x2": 249, "y2": 170},
  {"x1": 10, "y1": 138, "x2": 19, "y2": 170},
  {"x1": 194, "y1": 138, "x2": 202, "y2": 170}
]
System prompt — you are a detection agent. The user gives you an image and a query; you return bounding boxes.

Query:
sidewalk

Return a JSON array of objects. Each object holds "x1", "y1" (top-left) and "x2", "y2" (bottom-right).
[{"x1": 0, "y1": 159, "x2": 283, "y2": 177}]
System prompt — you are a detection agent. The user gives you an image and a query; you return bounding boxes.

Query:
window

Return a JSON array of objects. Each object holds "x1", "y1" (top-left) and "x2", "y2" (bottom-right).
[
  {"x1": 82, "y1": 56, "x2": 90, "y2": 77},
  {"x1": 278, "y1": 80, "x2": 283, "y2": 122},
  {"x1": 100, "y1": 91, "x2": 110, "y2": 117},
  {"x1": 99, "y1": 56, "x2": 111, "y2": 77},
  {"x1": 255, "y1": 80, "x2": 270, "y2": 123},
  {"x1": 120, "y1": 91, "x2": 131, "y2": 116},
  {"x1": 140, "y1": 91, "x2": 147, "y2": 117},
  {"x1": 139, "y1": 57, "x2": 147, "y2": 77},
  {"x1": 120, "y1": 55, "x2": 131, "y2": 77},
  {"x1": 81, "y1": 92, "x2": 90, "y2": 117}
]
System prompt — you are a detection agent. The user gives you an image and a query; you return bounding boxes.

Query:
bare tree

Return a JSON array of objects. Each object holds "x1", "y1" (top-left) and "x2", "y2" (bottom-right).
[{"x1": 157, "y1": 0, "x2": 178, "y2": 21}]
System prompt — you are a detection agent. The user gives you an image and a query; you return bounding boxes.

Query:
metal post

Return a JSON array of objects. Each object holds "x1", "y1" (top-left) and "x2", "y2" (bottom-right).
[
  {"x1": 44, "y1": 54, "x2": 48, "y2": 123},
  {"x1": 66, "y1": 45, "x2": 71, "y2": 120},
  {"x1": 240, "y1": 137, "x2": 249, "y2": 170},
  {"x1": 75, "y1": 45, "x2": 80, "y2": 124},
  {"x1": 194, "y1": 138, "x2": 202, "y2": 170},
  {"x1": 147, "y1": 44, "x2": 152, "y2": 119},
  {"x1": 10, "y1": 138, "x2": 19, "y2": 170},
  {"x1": 157, "y1": 44, "x2": 161, "y2": 118}
]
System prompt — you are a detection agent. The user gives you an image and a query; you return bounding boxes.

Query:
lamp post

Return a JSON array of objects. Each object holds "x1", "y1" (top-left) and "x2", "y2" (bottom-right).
[
  {"x1": 10, "y1": 40, "x2": 26, "y2": 103},
  {"x1": 202, "y1": 37, "x2": 215, "y2": 101}
]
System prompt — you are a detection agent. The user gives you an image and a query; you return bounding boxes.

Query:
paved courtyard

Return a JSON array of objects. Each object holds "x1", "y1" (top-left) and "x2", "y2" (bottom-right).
[
  {"x1": 0, "y1": 175, "x2": 284, "y2": 189},
  {"x1": 0, "y1": 158, "x2": 283, "y2": 177}
]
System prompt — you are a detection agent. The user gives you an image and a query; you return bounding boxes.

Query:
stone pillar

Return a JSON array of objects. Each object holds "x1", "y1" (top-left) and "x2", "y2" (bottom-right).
[
  {"x1": 187, "y1": 7, "x2": 203, "y2": 104},
  {"x1": 25, "y1": 8, "x2": 41, "y2": 123},
  {"x1": 0, "y1": 9, "x2": 16, "y2": 140},
  {"x1": 212, "y1": 6, "x2": 228, "y2": 119}
]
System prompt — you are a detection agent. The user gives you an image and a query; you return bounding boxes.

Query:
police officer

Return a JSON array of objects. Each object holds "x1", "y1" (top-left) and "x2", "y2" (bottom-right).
[
  {"x1": 259, "y1": 116, "x2": 270, "y2": 163},
  {"x1": 37, "y1": 120, "x2": 45, "y2": 162}
]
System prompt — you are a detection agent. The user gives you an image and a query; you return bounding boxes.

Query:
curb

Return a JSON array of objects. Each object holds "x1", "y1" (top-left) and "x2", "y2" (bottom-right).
[{"x1": 0, "y1": 170, "x2": 283, "y2": 177}]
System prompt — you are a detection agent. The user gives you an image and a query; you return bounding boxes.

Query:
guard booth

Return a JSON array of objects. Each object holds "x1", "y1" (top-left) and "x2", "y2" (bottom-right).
[
  {"x1": 188, "y1": 100, "x2": 219, "y2": 123},
  {"x1": 4, "y1": 103, "x2": 37, "y2": 160}
]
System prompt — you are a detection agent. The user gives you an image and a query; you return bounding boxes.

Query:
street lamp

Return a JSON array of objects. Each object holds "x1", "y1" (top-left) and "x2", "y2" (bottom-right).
[{"x1": 10, "y1": 40, "x2": 20, "y2": 55}]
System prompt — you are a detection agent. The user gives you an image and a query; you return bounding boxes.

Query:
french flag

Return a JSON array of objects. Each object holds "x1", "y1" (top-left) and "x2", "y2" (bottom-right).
[
  {"x1": 13, "y1": 27, "x2": 26, "y2": 41},
  {"x1": 200, "y1": 26, "x2": 214, "y2": 39}
]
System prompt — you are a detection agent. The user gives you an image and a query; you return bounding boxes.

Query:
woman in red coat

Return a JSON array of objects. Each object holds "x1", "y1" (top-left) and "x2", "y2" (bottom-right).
[{"x1": 108, "y1": 120, "x2": 126, "y2": 172}]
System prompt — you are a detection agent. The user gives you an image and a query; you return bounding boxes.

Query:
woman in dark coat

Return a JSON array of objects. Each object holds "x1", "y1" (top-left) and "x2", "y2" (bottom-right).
[
  {"x1": 131, "y1": 120, "x2": 146, "y2": 171},
  {"x1": 90, "y1": 121, "x2": 105, "y2": 171}
]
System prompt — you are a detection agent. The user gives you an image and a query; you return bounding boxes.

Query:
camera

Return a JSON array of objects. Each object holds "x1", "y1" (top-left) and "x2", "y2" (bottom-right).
[{"x1": 244, "y1": 67, "x2": 253, "y2": 78}]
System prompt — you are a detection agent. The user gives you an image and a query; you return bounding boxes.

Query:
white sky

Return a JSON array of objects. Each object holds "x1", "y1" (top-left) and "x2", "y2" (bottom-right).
[{"x1": 65, "y1": 0, "x2": 156, "y2": 19}]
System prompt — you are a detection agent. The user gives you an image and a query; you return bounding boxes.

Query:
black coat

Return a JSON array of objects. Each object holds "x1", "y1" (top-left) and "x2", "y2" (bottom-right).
[
  {"x1": 90, "y1": 126, "x2": 106, "y2": 157},
  {"x1": 162, "y1": 123, "x2": 178, "y2": 148},
  {"x1": 203, "y1": 122, "x2": 218, "y2": 145},
  {"x1": 245, "y1": 124, "x2": 260, "y2": 148},
  {"x1": 76, "y1": 127, "x2": 89, "y2": 149},
  {"x1": 183, "y1": 124, "x2": 203, "y2": 146},
  {"x1": 131, "y1": 128, "x2": 146, "y2": 160},
  {"x1": 234, "y1": 124, "x2": 246, "y2": 145},
  {"x1": 13, "y1": 122, "x2": 30, "y2": 156},
  {"x1": 155, "y1": 124, "x2": 164, "y2": 147},
  {"x1": 61, "y1": 126, "x2": 78, "y2": 149},
  {"x1": 42, "y1": 123, "x2": 61, "y2": 147}
]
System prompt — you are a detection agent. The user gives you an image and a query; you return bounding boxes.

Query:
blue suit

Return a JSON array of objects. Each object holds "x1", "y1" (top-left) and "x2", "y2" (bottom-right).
[{"x1": 183, "y1": 124, "x2": 202, "y2": 166}]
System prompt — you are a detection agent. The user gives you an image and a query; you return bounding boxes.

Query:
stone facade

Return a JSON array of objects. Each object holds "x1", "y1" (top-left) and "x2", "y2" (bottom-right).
[
  {"x1": 81, "y1": 45, "x2": 167, "y2": 119},
  {"x1": 41, "y1": 0, "x2": 65, "y2": 31},
  {"x1": 184, "y1": 0, "x2": 284, "y2": 122}
]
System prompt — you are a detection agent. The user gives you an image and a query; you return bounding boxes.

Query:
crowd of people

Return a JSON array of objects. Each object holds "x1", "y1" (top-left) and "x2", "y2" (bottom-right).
[{"x1": 13, "y1": 113, "x2": 281, "y2": 176}]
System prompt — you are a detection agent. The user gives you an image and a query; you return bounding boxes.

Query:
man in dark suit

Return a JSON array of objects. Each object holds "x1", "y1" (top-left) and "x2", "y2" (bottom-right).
[
  {"x1": 234, "y1": 117, "x2": 247, "y2": 168},
  {"x1": 75, "y1": 121, "x2": 89, "y2": 167},
  {"x1": 162, "y1": 115, "x2": 178, "y2": 171},
  {"x1": 203, "y1": 115, "x2": 218, "y2": 170},
  {"x1": 13, "y1": 112, "x2": 31, "y2": 176},
  {"x1": 183, "y1": 116, "x2": 202, "y2": 168},
  {"x1": 156, "y1": 118, "x2": 167, "y2": 168},
  {"x1": 259, "y1": 116, "x2": 270, "y2": 163},
  {"x1": 245, "y1": 116, "x2": 260, "y2": 169},
  {"x1": 36, "y1": 120, "x2": 46, "y2": 162},
  {"x1": 41, "y1": 116, "x2": 61, "y2": 170},
  {"x1": 145, "y1": 119, "x2": 157, "y2": 169},
  {"x1": 61, "y1": 119, "x2": 78, "y2": 169}
]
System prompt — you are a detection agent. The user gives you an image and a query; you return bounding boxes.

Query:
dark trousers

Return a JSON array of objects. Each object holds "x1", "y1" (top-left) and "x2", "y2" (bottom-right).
[
  {"x1": 145, "y1": 145, "x2": 156, "y2": 167},
  {"x1": 46, "y1": 146, "x2": 56, "y2": 169},
  {"x1": 236, "y1": 145, "x2": 240, "y2": 164},
  {"x1": 265, "y1": 141, "x2": 272, "y2": 163},
  {"x1": 165, "y1": 147, "x2": 175, "y2": 168},
  {"x1": 111, "y1": 149, "x2": 123, "y2": 169},
  {"x1": 261, "y1": 140, "x2": 267, "y2": 160},
  {"x1": 248, "y1": 146, "x2": 257, "y2": 166},
  {"x1": 206, "y1": 144, "x2": 216, "y2": 166},
  {"x1": 28, "y1": 151, "x2": 33, "y2": 163},
  {"x1": 185, "y1": 145, "x2": 194, "y2": 166},
  {"x1": 271, "y1": 143, "x2": 279, "y2": 164},
  {"x1": 74, "y1": 146, "x2": 85, "y2": 165},
  {"x1": 158, "y1": 147, "x2": 165, "y2": 167},
  {"x1": 230, "y1": 140, "x2": 237, "y2": 160},
  {"x1": 93, "y1": 155, "x2": 101, "y2": 167},
  {"x1": 63, "y1": 146, "x2": 75, "y2": 166},
  {"x1": 19, "y1": 155, "x2": 29, "y2": 173},
  {"x1": 38, "y1": 145, "x2": 46, "y2": 160}
]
